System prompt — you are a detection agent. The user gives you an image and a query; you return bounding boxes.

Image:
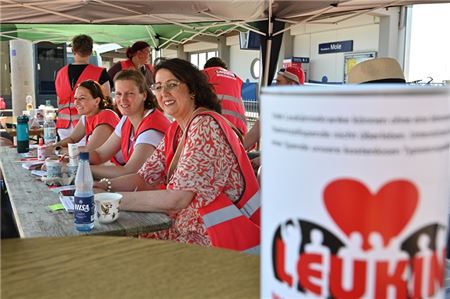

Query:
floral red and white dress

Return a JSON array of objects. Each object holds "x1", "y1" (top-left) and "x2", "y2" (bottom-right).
[{"x1": 138, "y1": 115, "x2": 244, "y2": 246}]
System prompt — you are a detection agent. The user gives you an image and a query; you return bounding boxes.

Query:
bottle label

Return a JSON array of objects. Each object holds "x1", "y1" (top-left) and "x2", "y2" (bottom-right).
[
  {"x1": 37, "y1": 145, "x2": 46, "y2": 161},
  {"x1": 74, "y1": 195, "x2": 94, "y2": 224},
  {"x1": 44, "y1": 127, "x2": 56, "y2": 142}
]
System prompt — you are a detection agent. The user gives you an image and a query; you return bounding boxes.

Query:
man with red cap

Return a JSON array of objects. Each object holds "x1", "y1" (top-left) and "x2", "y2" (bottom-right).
[{"x1": 276, "y1": 66, "x2": 305, "y2": 85}]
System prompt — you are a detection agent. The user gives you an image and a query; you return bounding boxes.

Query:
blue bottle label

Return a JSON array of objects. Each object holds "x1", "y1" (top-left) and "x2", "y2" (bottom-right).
[{"x1": 74, "y1": 195, "x2": 94, "y2": 224}]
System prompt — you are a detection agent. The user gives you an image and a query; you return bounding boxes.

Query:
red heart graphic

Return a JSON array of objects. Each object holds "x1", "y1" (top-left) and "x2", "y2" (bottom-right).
[{"x1": 323, "y1": 179, "x2": 418, "y2": 251}]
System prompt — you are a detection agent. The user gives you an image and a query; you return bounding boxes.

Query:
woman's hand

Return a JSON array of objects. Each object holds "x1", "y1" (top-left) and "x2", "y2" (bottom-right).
[{"x1": 93, "y1": 180, "x2": 107, "y2": 191}]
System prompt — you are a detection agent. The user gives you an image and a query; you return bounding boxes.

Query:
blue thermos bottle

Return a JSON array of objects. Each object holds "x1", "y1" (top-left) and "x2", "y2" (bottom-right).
[{"x1": 16, "y1": 115, "x2": 29, "y2": 153}]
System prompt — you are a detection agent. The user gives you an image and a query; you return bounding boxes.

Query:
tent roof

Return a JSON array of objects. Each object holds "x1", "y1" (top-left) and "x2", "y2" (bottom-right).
[{"x1": 1, "y1": 0, "x2": 450, "y2": 48}]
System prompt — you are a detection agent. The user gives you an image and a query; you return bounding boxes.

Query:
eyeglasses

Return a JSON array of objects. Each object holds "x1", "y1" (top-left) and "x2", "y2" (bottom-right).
[{"x1": 150, "y1": 80, "x2": 182, "y2": 94}]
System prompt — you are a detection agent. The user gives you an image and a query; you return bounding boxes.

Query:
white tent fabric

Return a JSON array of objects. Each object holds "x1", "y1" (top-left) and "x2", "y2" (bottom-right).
[
  {"x1": 2, "y1": 0, "x2": 450, "y2": 28},
  {"x1": 2, "y1": 0, "x2": 449, "y2": 85}
]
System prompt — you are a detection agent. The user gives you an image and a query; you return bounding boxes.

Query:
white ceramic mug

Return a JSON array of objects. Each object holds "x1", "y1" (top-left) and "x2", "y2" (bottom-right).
[{"x1": 94, "y1": 193, "x2": 122, "y2": 223}]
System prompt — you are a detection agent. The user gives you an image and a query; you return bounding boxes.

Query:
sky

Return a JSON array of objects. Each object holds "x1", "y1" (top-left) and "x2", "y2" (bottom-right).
[{"x1": 408, "y1": 3, "x2": 450, "y2": 83}]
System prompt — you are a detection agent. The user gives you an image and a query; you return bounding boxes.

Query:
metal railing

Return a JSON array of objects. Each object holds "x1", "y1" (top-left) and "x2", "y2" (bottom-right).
[{"x1": 244, "y1": 100, "x2": 259, "y2": 129}]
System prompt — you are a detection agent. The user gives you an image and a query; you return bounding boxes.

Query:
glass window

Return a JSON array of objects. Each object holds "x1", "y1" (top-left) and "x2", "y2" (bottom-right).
[
  {"x1": 198, "y1": 53, "x2": 207, "y2": 70},
  {"x1": 190, "y1": 53, "x2": 198, "y2": 66},
  {"x1": 207, "y1": 51, "x2": 217, "y2": 59},
  {"x1": 189, "y1": 50, "x2": 218, "y2": 69}
]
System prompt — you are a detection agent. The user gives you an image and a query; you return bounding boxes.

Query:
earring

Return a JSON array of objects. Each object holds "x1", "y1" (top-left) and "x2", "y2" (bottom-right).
[{"x1": 190, "y1": 94, "x2": 195, "y2": 100}]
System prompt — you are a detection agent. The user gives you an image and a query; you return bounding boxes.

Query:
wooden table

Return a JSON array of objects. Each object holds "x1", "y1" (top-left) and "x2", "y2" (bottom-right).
[
  {"x1": 0, "y1": 116, "x2": 43, "y2": 141},
  {"x1": 1, "y1": 236, "x2": 260, "y2": 298},
  {"x1": 0, "y1": 147, "x2": 172, "y2": 237}
]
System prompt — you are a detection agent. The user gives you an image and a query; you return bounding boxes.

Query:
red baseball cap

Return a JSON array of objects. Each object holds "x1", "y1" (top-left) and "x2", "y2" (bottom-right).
[{"x1": 278, "y1": 66, "x2": 305, "y2": 85}]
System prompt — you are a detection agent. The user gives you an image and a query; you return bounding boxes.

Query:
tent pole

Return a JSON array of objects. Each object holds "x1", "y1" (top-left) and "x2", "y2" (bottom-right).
[{"x1": 262, "y1": 0, "x2": 273, "y2": 87}]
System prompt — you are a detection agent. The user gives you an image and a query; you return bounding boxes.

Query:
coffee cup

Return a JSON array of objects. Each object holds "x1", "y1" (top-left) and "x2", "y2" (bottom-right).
[
  {"x1": 67, "y1": 143, "x2": 79, "y2": 165},
  {"x1": 94, "y1": 193, "x2": 122, "y2": 223},
  {"x1": 45, "y1": 158, "x2": 62, "y2": 178}
]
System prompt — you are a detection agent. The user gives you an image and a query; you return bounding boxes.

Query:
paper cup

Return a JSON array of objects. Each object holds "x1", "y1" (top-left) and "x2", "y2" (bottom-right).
[
  {"x1": 94, "y1": 193, "x2": 122, "y2": 223},
  {"x1": 261, "y1": 85, "x2": 450, "y2": 299},
  {"x1": 45, "y1": 158, "x2": 62, "y2": 178},
  {"x1": 67, "y1": 143, "x2": 79, "y2": 165}
]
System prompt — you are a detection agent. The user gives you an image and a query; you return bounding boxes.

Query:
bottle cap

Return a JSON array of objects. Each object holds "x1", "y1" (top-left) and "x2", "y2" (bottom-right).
[
  {"x1": 17, "y1": 114, "x2": 29, "y2": 122},
  {"x1": 79, "y1": 152, "x2": 89, "y2": 160}
]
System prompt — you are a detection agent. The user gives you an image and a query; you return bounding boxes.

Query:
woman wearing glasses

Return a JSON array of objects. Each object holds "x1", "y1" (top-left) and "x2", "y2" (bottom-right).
[
  {"x1": 89, "y1": 69, "x2": 170, "y2": 179},
  {"x1": 95, "y1": 59, "x2": 260, "y2": 253},
  {"x1": 49, "y1": 80, "x2": 119, "y2": 153}
]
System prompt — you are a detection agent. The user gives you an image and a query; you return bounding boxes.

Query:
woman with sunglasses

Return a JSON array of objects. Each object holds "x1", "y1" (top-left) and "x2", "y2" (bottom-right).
[
  {"x1": 94, "y1": 59, "x2": 261, "y2": 253},
  {"x1": 88, "y1": 69, "x2": 170, "y2": 179},
  {"x1": 49, "y1": 80, "x2": 119, "y2": 153}
]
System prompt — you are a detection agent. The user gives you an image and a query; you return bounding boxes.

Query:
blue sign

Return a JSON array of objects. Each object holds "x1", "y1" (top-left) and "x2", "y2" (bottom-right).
[
  {"x1": 292, "y1": 57, "x2": 310, "y2": 63},
  {"x1": 319, "y1": 40, "x2": 353, "y2": 54}
]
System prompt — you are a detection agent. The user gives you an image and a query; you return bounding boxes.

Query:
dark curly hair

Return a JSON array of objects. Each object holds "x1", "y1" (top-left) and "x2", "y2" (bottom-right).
[
  {"x1": 153, "y1": 58, "x2": 221, "y2": 113},
  {"x1": 77, "y1": 80, "x2": 113, "y2": 110},
  {"x1": 71, "y1": 34, "x2": 93, "y2": 57},
  {"x1": 114, "y1": 69, "x2": 156, "y2": 110}
]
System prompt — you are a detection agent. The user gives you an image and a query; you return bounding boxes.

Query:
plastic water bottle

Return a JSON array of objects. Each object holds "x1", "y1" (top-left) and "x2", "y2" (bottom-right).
[
  {"x1": 44, "y1": 100, "x2": 56, "y2": 119},
  {"x1": 16, "y1": 115, "x2": 29, "y2": 153},
  {"x1": 43, "y1": 115, "x2": 57, "y2": 144},
  {"x1": 74, "y1": 152, "x2": 94, "y2": 231}
]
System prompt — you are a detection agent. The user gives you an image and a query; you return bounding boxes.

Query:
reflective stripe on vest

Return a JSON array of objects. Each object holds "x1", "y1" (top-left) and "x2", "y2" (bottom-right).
[
  {"x1": 222, "y1": 109, "x2": 247, "y2": 123},
  {"x1": 202, "y1": 192, "x2": 260, "y2": 229},
  {"x1": 240, "y1": 190, "x2": 260, "y2": 218},
  {"x1": 202, "y1": 205, "x2": 242, "y2": 228},
  {"x1": 58, "y1": 103, "x2": 71, "y2": 110},
  {"x1": 244, "y1": 245, "x2": 260, "y2": 255},
  {"x1": 220, "y1": 94, "x2": 242, "y2": 105},
  {"x1": 57, "y1": 113, "x2": 81, "y2": 120}
]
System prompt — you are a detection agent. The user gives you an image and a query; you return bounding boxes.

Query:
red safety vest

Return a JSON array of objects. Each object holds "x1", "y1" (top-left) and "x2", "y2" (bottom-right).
[
  {"x1": 55, "y1": 64, "x2": 104, "y2": 129},
  {"x1": 84, "y1": 109, "x2": 120, "y2": 142},
  {"x1": 164, "y1": 110, "x2": 260, "y2": 254},
  {"x1": 84, "y1": 109, "x2": 121, "y2": 166},
  {"x1": 120, "y1": 60, "x2": 154, "y2": 74},
  {"x1": 203, "y1": 67, "x2": 248, "y2": 135},
  {"x1": 121, "y1": 109, "x2": 170, "y2": 164}
]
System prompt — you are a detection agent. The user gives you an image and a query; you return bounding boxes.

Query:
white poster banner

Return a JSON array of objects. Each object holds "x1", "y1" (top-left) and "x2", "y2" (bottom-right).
[{"x1": 261, "y1": 85, "x2": 450, "y2": 299}]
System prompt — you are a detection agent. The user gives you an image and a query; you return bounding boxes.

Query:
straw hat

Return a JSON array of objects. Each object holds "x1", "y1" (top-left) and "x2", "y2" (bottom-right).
[{"x1": 348, "y1": 57, "x2": 405, "y2": 84}]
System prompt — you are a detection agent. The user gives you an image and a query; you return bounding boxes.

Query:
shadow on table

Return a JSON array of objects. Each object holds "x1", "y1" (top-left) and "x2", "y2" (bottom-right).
[{"x1": 1, "y1": 180, "x2": 19, "y2": 238}]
